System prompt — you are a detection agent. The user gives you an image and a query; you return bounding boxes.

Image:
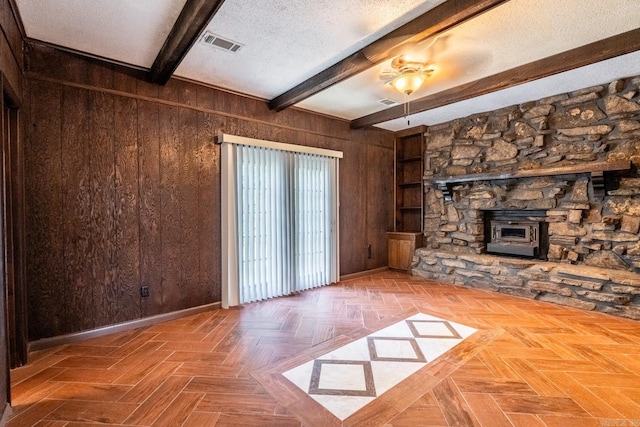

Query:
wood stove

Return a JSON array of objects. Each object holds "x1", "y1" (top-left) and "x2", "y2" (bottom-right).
[{"x1": 483, "y1": 210, "x2": 548, "y2": 259}]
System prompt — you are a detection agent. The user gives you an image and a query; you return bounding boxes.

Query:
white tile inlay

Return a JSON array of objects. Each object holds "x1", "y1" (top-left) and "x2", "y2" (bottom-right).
[
  {"x1": 318, "y1": 363, "x2": 367, "y2": 390},
  {"x1": 373, "y1": 338, "x2": 417, "y2": 359},
  {"x1": 282, "y1": 313, "x2": 477, "y2": 421}
]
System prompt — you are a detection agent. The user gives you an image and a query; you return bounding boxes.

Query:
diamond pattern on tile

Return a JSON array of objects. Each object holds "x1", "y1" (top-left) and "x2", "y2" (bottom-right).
[
  {"x1": 367, "y1": 336, "x2": 427, "y2": 362},
  {"x1": 282, "y1": 312, "x2": 476, "y2": 420},
  {"x1": 309, "y1": 359, "x2": 376, "y2": 397},
  {"x1": 407, "y1": 319, "x2": 462, "y2": 339}
]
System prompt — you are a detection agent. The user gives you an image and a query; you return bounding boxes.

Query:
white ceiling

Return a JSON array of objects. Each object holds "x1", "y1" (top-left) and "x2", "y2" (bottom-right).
[{"x1": 14, "y1": 0, "x2": 640, "y2": 132}]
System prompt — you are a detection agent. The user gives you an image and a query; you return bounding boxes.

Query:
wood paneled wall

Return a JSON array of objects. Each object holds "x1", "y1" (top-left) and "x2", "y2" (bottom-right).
[
  {"x1": 24, "y1": 42, "x2": 394, "y2": 341},
  {"x1": 0, "y1": 0, "x2": 24, "y2": 414}
]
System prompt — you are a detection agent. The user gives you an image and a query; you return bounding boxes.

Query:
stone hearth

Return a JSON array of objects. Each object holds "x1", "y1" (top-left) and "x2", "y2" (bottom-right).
[{"x1": 413, "y1": 74, "x2": 640, "y2": 320}]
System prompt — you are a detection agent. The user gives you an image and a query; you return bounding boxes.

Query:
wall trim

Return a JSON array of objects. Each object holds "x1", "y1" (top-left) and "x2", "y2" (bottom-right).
[
  {"x1": 28, "y1": 302, "x2": 221, "y2": 352},
  {"x1": 340, "y1": 267, "x2": 389, "y2": 281}
]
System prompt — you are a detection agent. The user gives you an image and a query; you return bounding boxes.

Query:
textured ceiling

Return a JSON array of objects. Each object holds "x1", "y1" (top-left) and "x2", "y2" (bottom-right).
[
  {"x1": 13, "y1": 0, "x2": 640, "y2": 132},
  {"x1": 16, "y1": 0, "x2": 187, "y2": 67}
]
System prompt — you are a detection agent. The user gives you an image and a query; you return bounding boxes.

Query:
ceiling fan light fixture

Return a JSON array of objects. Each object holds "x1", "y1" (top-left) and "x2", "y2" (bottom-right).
[{"x1": 391, "y1": 71, "x2": 427, "y2": 95}]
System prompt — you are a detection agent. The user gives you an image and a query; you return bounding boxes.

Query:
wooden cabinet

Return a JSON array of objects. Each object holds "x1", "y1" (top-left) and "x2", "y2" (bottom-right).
[
  {"x1": 394, "y1": 126, "x2": 425, "y2": 232},
  {"x1": 388, "y1": 232, "x2": 422, "y2": 271}
]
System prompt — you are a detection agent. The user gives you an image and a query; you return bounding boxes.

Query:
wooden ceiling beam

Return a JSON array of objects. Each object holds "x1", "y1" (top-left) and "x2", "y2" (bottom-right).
[
  {"x1": 350, "y1": 27, "x2": 640, "y2": 129},
  {"x1": 149, "y1": 0, "x2": 226, "y2": 85},
  {"x1": 268, "y1": 0, "x2": 508, "y2": 112}
]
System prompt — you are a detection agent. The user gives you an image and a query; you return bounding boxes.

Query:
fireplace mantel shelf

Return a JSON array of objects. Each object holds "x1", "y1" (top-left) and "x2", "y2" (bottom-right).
[{"x1": 425, "y1": 160, "x2": 632, "y2": 201}]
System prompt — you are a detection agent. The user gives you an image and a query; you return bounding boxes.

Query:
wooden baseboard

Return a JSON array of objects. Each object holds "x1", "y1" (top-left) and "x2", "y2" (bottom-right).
[
  {"x1": 340, "y1": 267, "x2": 389, "y2": 281},
  {"x1": 28, "y1": 302, "x2": 222, "y2": 352}
]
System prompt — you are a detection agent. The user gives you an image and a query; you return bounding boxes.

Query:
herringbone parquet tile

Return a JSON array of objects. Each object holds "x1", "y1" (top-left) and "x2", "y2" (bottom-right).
[{"x1": 8, "y1": 271, "x2": 640, "y2": 426}]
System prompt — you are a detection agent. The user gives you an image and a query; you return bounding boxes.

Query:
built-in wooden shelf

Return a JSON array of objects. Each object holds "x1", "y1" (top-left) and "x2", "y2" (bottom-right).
[
  {"x1": 398, "y1": 181, "x2": 422, "y2": 187},
  {"x1": 398, "y1": 156, "x2": 422, "y2": 163},
  {"x1": 425, "y1": 160, "x2": 632, "y2": 201}
]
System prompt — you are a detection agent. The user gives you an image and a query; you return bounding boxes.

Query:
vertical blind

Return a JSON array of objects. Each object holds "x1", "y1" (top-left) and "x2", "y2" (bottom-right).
[{"x1": 220, "y1": 134, "x2": 341, "y2": 308}]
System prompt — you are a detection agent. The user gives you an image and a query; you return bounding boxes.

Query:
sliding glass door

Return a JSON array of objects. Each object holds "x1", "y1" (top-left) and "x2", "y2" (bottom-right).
[{"x1": 221, "y1": 134, "x2": 341, "y2": 307}]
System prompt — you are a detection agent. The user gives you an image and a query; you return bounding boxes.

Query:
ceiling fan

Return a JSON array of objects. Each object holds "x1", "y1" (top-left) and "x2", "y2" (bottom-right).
[
  {"x1": 380, "y1": 55, "x2": 436, "y2": 96},
  {"x1": 378, "y1": 34, "x2": 492, "y2": 98}
]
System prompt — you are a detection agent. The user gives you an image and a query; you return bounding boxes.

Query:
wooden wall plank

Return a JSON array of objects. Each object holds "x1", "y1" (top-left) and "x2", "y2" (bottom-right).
[
  {"x1": 137, "y1": 100, "x2": 162, "y2": 318},
  {"x1": 365, "y1": 144, "x2": 394, "y2": 270},
  {"x1": 89, "y1": 91, "x2": 117, "y2": 328},
  {"x1": 60, "y1": 86, "x2": 93, "y2": 334},
  {"x1": 113, "y1": 96, "x2": 141, "y2": 323},
  {"x1": 339, "y1": 142, "x2": 367, "y2": 274},
  {"x1": 180, "y1": 107, "x2": 201, "y2": 308},
  {"x1": 197, "y1": 111, "x2": 219, "y2": 302},
  {"x1": 159, "y1": 104, "x2": 182, "y2": 313}
]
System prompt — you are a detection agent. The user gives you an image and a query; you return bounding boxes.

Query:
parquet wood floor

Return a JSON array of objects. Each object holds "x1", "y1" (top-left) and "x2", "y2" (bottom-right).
[{"x1": 8, "y1": 271, "x2": 640, "y2": 426}]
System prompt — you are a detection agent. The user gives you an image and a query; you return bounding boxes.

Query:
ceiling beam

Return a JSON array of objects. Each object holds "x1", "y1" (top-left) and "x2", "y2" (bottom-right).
[
  {"x1": 268, "y1": 0, "x2": 508, "y2": 112},
  {"x1": 149, "y1": 0, "x2": 226, "y2": 85},
  {"x1": 350, "y1": 27, "x2": 640, "y2": 129}
]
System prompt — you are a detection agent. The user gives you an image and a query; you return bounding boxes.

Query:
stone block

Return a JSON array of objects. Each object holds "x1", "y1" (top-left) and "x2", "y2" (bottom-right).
[
  {"x1": 468, "y1": 279, "x2": 499, "y2": 292},
  {"x1": 430, "y1": 237, "x2": 453, "y2": 244},
  {"x1": 550, "y1": 276, "x2": 604, "y2": 290},
  {"x1": 541, "y1": 154, "x2": 563, "y2": 165},
  {"x1": 553, "y1": 264, "x2": 612, "y2": 281},
  {"x1": 451, "y1": 159, "x2": 474, "y2": 166},
  {"x1": 584, "y1": 250, "x2": 633, "y2": 271},
  {"x1": 498, "y1": 286, "x2": 537, "y2": 299},
  {"x1": 567, "y1": 209, "x2": 583, "y2": 224},
  {"x1": 523, "y1": 104, "x2": 555, "y2": 119},
  {"x1": 471, "y1": 199, "x2": 497, "y2": 210},
  {"x1": 609, "y1": 272, "x2": 640, "y2": 287},
  {"x1": 509, "y1": 189, "x2": 543, "y2": 201},
  {"x1": 439, "y1": 224, "x2": 458, "y2": 232},
  {"x1": 548, "y1": 222, "x2": 587, "y2": 237},
  {"x1": 547, "y1": 244, "x2": 565, "y2": 260},
  {"x1": 610, "y1": 285, "x2": 640, "y2": 295},
  {"x1": 590, "y1": 223, "x2": 616, "y2": 231},
  {"x1": 450, "y1": 232, "x2": 476, "y2": 243},
  {"x1": 540, "y1": 93, "x2": 568, "y2": 104},
  {"x1": 557, "y1": 125, "x2": 613, "y2": 136},
  {"x1": 456, "y1": 269, "x2": 485, "y2": 279},
  {"x1": 527, "y1": 199, "x2": 556, "y2": 210},
  {"x1": 604, "y1": 94, "x2": 640, "y2": 115},
  {"x1": 493, "y1": 275, "x2": 524, "y2": 287},
  {"x1": 576, "y1": 290, "x2": 631, "y2": 304},
  {"x1": 432, "y1": 251, "x2": 459, "y2": 260},
  {"x1": 560, "y1": 202, "x2": 590, "y2": 210},
  {"x1": 475, "y1": 265, "x2": 508, "y2": 275},
  {"x1": 621, "y1": 215, "x2": 640, "y2": 234},
  {"x1": 570, "y1": 177, "x2": 589, "y2": 202},
  {"x1": 451, "y1": 145, "x2": 482, "y2": 160},
  {"x1": 566, "y1": 251, "x2": 580, "y2": 262},
  {"x1": 515, "y1": 121, "x2": 537, "y2": 138},
  {"x1": 590, "y1": 231, "x2": 639, "y2": 242},
  {"x1": 537, "y1": 294, "x2": 596, "y2": 311},
  {"x1": 529, "y1": 281, "x2": 573, "y2": 297},
  {"x1": 496, "y1": 259, "x2": 536, "y2": 269},
  {"x1": 560, "y1": 92, "x2": 599, "y2": 107},
  {"x1": 486, "y1": 139, "x2": 518, "y2": 161},
  {"x1": 427, "y1": 130, "x2": 454, "y2": 149}
]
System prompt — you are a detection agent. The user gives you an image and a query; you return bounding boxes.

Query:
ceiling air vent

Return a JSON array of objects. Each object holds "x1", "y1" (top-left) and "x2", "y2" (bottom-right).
[
  {"x1": 378, "y1": 98, "x2": 398, "y2": 106},
  {"x1": 201, "y1": 32, "x2": 243, "y2": 53}
]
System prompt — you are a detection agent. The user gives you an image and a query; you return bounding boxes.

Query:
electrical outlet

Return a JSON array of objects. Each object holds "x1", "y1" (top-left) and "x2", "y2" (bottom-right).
[
  {"x1": 140, "y1": 286, "x2": 150, "y2": 297},
  {"x1": 367, "y1": 244, "x2": 372, "y2": 259}
]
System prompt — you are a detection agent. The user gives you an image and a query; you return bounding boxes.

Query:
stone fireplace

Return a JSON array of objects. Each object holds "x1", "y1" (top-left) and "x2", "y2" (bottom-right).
[{"x1": 412, "y1": 75, "x2": 640, "y2": 321}]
